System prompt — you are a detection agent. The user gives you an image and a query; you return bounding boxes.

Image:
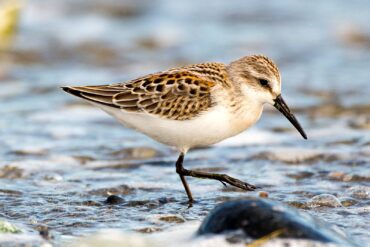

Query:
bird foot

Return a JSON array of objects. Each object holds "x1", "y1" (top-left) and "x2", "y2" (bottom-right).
[{"x1": 179, "y1": 169, "x2": 257, "y2": 192}]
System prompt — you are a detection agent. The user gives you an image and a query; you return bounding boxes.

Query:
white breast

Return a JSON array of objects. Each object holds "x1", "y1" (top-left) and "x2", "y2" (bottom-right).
[{"x1": 97, "y1": 100, "x2": 263, "y2": 153}]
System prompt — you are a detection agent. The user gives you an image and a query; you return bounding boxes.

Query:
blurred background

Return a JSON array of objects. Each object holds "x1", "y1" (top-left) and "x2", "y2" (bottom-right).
[{"x1": 0, "y1": 0, "x2": 369, "y2": 245}]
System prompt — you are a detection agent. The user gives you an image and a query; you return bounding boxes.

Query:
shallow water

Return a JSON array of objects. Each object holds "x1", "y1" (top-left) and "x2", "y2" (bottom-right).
[{"x1": 0, "y1": 0, "x2": 369, "y2": 246}]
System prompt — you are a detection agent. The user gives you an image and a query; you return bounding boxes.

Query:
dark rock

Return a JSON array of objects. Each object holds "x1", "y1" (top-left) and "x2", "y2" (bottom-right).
[
  {"x1": 197, "y1": 199, "x2": 357, "y2": 246},
  {"x1": 105, "y1": 195, "x2": 124, "y2": 205},
  {"x1": 35, "y1": 225, "x2": 52, "y2": 240}
]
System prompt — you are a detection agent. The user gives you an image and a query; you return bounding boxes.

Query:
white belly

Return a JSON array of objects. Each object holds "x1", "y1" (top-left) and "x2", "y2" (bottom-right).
[{"x1": 97, "y1": 103, "x2": 263, "y2": 152}]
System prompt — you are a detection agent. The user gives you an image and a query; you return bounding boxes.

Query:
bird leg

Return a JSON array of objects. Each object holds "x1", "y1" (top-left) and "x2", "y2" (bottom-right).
[
  {"x1": 175, "y1": 153, "x2": 194, "y2": 202},
  {"x1": 175, "y1": 153, "x2": 257, "y2": 202}
]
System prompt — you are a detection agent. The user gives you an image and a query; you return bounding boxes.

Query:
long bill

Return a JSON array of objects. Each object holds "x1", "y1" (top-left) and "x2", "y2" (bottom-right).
[{"x1": 273, "y1": 94, "x2": 307, "y2": 139}]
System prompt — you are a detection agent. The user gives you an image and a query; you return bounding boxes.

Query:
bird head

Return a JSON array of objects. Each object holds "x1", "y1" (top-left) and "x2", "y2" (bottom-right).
[{"x1": 228, "y1": 55, "x2": 307, "y2": 139}]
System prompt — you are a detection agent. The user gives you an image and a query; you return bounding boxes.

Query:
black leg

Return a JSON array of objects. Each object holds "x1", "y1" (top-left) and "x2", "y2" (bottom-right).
[
  {"x1": 180, "y1": 169, "x2": 257, "y2": 191},
  {"x1": 175, "y1": 153, "x2": 194, "y2": 202},
  {"x1": 175, "y1": 152, "x2": 257, "y2": 202}
]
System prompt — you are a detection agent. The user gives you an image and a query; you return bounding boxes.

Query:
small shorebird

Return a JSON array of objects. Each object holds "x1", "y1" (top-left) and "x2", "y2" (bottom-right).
[{"x1": 62, "y1": 55, "x2": 307, "y2": 202}]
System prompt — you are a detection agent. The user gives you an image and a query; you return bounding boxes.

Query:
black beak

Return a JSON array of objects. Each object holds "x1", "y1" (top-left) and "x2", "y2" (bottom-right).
[{"x1": 273, "y1": 95, "x2": 307, "y2": 139}]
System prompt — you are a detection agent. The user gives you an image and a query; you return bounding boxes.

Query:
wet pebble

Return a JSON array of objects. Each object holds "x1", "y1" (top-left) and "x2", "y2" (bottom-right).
[
  {"x1": 346, "y1": 186, "x2": 370, "y2": 200},
  {"x1": 339, "y1": 25, "x2": 370, "y2": 48},
  {"x1": 135, "y1": 227, "x2": 162, "y2": 233},
  {"x1": 327, "y1": 171, "x2": 345, "y2": 181},
  {"x1": 35, "y1": 225, "x2": 52, "y2": 240},
  {"x1": 0, "y1": 189, "x2": 22, "y2": 195},
  {"x1": 125, "y1": 200, "x2": 158, "y2": 208},
  {"x1": 9, "y1": 148, "x2": 47, "y2": 156},
  {"x1": 0, "y1": 165, "x2": 24, "y2": 179},
  {"x1": 328, "y1": 171, "x2": 370, "y2": 182},
  {"x1": 105, "y1": 195, "x2": 124, "y2": 205},
  {"x1": 78, "y1": 0, "x2": 151, "y2": 18},
  {"x1": 340, "y1": 197, "x2": 359, "y2": 207},
  {"x1": 157, "y1": 197, "x2": 176, "y2": 204},
  {"x1": 110, "y1": 147, "x2": 160, "y2": 160},
  {"x1": 197, "y1": 199, "x2": 356, "y2": 246},
  {"x1": 342, "y1": 174, "x2": 370, "y2": 182},
  {"x1": 287, "y1": 201, "x2": 308, "y2": 209},
  {"x1": 73, "y1": 155, "x2": 95, "y2": 164},
  {"x1": 287, "y1": 171, "x2": 314, "y2": 179},
  {"x1": 42, "y1": 173, "x2": 63, "y2": 182},
  {"x1": 349, "y1": 116, "x2": 370, "y2": 129},
  {"x1": 308, "y1": 194, "x2": 342, "y2": 208},
  {"x1": 81, "y1": 200, "x2": 102, "y2": 207},
  {"x1": 258, "y1": 191, "x2": 269, "y2": 198},
  {"x1": 158, "y1": 215, "x2": 185, "y2": 224}
]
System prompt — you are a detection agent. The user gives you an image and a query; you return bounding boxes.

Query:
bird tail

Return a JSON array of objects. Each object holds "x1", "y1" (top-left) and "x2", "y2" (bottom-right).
[{"x1": 61, "y1": 86, "x2": 120, "y2": 108}]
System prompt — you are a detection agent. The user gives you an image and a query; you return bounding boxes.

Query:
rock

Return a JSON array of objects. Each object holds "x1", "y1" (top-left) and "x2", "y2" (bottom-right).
[
  {"x1": 82, "y1": 200, "x2": 102, "y2": 207},
  {"x1": 35, "y1": 225, "x2": 52, "y2": 240},
  {"x1": 308, "y1": 194, "x2": 342, "y2": 208},
  {"x1": 105, "y1": 195, "x2": 124, "y2": 205},
  {"x1": 110, "y1": 147, "x2": 160, "y2": 160},
  {"x1": 287, "y1": 171, "x2": 314, "y2": 179},
  {"x1": 158, "y1": 215, "x2": 185, "y2": 224},
  {"x1": 328, "y1": 171, "x2": 346, "y2": 181},
  {"x1": 340, "y1": 197, "x2": 358, "y2": 207},
  {"x1": 135, "y1": 227, "x2": 162, "y2": 233},
  {"x1": 346, "y1": 186, "x2": 370, "y2": 200},
  {"x1": 197, "y1": 199, "x2": 357, "y2": 246},
  {"x1": 258, "y1": 191, "x2": 269, "y2": 198},
  {"x1": 328, "y1": 171, "x2": 370, "y2": 182},
  {"x1": 0, "y1": 165, "x2": 23, "y2": 179}
]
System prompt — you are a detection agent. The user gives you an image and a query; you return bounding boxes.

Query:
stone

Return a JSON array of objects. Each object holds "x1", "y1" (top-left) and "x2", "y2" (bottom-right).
[{"x1": 197, "y1": 199, "x2": 356, "y2": 246}]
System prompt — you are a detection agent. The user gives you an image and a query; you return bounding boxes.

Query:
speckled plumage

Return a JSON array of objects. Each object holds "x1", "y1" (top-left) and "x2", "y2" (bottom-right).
[
  {"x1": 61, "y1": 55, "x2": 280, "y2": 122},
  {"x1": 62, "y1": 55, "x2": 284, "y2": 150},
  {"x1": 62, "y1": 54, "x2": 306, "y2": 202},
  {"x1": 63, "y1": 63, "x2": 226, "y2": 121}
]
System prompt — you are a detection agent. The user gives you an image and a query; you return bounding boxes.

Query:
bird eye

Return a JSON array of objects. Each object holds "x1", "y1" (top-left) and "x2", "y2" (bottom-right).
[{"x1": 259, "y1": 79, "x2": 269, "y2": 87}]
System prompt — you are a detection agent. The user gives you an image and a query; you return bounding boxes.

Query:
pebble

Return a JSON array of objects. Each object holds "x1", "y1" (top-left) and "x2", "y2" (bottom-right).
[
  {"x1": 258, "y1": 191, "x2": 269, "y2": 198},
  {"x1": 308, "y1": 194, "x2": 342, "y2": 208},
  {"x1": 346, "y1": 186, "x2": 370, "y2": 199},
  {"x1": 328, "y1": 171, "x2": 345, "y2": 181},
  {"x1": 197, "y1": 199, "x2": 356, "y2": 246},
  {"x1": 105, "y1": 195, "x2": 124, "y2": 205},
  {"x1": 158, "y1": 215, "x2": 185, "y2": 224},
  {"x1": 36, "y1": 225, "x2": 52, "y2": 240},
  {"x1": 340, "y1": 197, "x2": 358, "y2": 207}
]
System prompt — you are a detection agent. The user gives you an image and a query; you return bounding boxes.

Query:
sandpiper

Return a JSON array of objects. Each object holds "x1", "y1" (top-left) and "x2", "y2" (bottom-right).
[{"x1": 62, "y1": 55, "x2": 307, "y2": 202}]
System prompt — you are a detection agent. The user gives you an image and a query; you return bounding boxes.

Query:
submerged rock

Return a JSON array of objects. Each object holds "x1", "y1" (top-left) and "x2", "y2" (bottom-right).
[{"x1": 197, "y1": 199, "x2": 357, "y2": 246}]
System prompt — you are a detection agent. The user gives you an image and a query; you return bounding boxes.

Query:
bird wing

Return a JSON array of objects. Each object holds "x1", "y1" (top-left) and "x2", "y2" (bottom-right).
[{"x1": 62, "y1": 70, "x2": 217, "y2": 121}]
